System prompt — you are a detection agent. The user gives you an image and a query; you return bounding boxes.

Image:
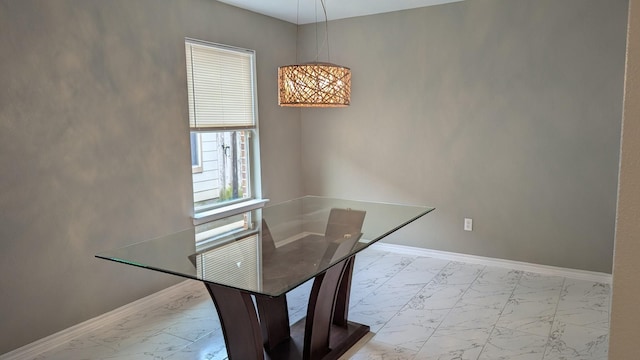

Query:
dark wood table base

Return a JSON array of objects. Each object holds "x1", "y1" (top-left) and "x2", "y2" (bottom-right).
[
  {"x1": 265, "y1": 319, "x2": 369, "y2": 360},
  {"x1": 205, "y1": 256, "x2": 370, "y2": 360}
]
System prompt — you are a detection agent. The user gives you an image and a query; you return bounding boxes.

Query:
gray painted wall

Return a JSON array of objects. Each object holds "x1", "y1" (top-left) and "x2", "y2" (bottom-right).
[
  {"x1": 299, "y1": 0, "x2": 627, "y2": 273},
  {"x1": 0, "y1": 0, "x2": 301, "y2": 353}
]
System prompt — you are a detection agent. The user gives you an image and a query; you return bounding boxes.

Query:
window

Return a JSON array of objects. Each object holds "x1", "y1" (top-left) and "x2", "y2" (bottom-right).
[{"x1": 185, "y1": 39, "x2": 262, "y2": 225}]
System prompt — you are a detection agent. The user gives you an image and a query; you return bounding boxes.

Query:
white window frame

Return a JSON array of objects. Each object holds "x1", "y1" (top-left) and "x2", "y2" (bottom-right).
[
  {"x1": 191, "y1": 132, "x2": 203, "y2": 174},
  {"x1": 185, "y1": 38, "x2": 265, "y2": 225}
]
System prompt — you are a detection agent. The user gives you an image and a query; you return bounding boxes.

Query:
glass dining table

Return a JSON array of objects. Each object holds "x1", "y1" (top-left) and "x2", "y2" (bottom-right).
[{"x1": 96, "y1": 196, "x2": 434, "y2": 360}]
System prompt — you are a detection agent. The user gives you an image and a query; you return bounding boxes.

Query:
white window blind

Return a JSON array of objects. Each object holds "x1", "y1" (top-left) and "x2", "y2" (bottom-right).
[
  {"x1": 185, "y1": 40, "x2": 256, "y2": 129},
  {"x1": 196, "y1": 234, "x2": 259, "y2": 289}
]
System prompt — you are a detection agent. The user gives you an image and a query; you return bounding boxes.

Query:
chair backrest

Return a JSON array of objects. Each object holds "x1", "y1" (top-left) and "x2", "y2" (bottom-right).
[
  {"x1": 315, "y1": 208, "x2": 366, "y2": 269},
  {"x1": 324, "y1": 208, "x2": 366, "y2": 241}
]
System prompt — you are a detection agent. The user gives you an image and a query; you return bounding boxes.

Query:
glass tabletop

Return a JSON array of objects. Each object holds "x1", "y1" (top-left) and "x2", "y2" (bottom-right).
[{"x1": 96, "y1": 196, "x2": 434, "y2": 297}]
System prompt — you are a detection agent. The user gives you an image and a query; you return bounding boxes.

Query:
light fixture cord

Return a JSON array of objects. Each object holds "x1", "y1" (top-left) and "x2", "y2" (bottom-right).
[
  {"x1": 313, "y1": 0, "x2": 330, "y2": 62},
  {"x1": 321, "y1": 0, "x2": 329, "y2": 62},
  {"x1": 315, "y1": 0, "x2": 319, "y2": 60},
  {"x1": 296, "y1": 0, "x2": 300, "y2": 63},
  {"x1": 313, "y1": 0, "x2": 331, "y2": 63}
]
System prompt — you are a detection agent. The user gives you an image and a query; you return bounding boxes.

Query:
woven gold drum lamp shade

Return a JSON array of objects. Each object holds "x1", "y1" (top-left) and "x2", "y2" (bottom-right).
[{"x1": 278, "y1": 62, "x2": 351, "y2": 107}]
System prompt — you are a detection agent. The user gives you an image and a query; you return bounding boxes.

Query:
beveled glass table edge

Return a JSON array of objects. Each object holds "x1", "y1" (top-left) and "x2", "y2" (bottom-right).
[
  {"x1": 95, "y1": 196, "x2": 436, "y2": 297},
  {"x1": 280, "y1": 195, "x2": 434, "y2": 209}
]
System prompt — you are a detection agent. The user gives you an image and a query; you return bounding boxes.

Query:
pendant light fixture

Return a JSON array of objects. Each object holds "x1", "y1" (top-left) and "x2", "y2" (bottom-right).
[{"x1": 278, "y1": 0, "x2": 351, "y2": 107}]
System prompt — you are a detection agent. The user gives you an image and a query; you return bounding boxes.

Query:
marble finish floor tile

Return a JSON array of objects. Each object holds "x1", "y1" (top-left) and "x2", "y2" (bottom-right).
[
  {"x1": 414, "y1": 328, "x2": 492, "y2": 360},
  {"x1": 33, "y1": 337, "x2": 118, "y2": 360},
  {"x1": 349, "y1": 253, "x2": 417, "y2": 305},
  {"x1": 30, "y1": 249, "x2": 611, "y2": 360},
  {"x1": 347, "y1": 339, "x2": 418, "y2": 360},
  {"x1": 457, "y1": 286, "x2": 513, "y2": 310},
  {"x1": 383, "y1": 256, "x2": 450, "y2": 287},
  {"x1": 555, "y1": 279, "x2": 611, "y2": 330},
  {"x1": 478, "y1": 326, "x2": 548, "y2": 360},
  {"x1": 352, "y1": 282, "x2": 425, "y2": 315},
  {"x1": 496, "y1": 297, "x2": 558, "y2": 337},
  {"x1": 164, "y1": 329, "x2": 227, "y2": 360},
  {"x1": 286, "y1": 279, "x2": 313, "y2": 323},
  {"x1": 353, "y1": 247, "x2": 388, "y2": 265},
  {"x1": 405, "y1": 282, "x2": 469, "y2": 311},
  {"x1": 431, "y1": 261, "x2": 485, "y2": 286},
  {"x1": 438, "y1": 304, "x2": 503, "y2": 333},
  {"x1": 373, "y1": 307, "x2": 450, "y2": 351},
  {"x1": 98, "y1": 331, "x2": 191, "y2": 359},
  {"x1": 514, "y1": 272, "x2": 565, "y2": 296},
  {"x1": 544, "y1": 320, "x2": 609, "y2": 360}
]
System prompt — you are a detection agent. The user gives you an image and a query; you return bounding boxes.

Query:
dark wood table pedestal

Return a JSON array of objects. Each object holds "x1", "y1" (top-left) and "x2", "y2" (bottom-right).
[{"x1": 204, "y1": 256, "x2": 369, "y2": 360}]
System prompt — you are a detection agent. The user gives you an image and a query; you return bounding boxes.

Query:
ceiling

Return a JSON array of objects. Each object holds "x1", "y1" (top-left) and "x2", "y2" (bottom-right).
[{"x1": 216, "y1": 0, "x2": 464, "y2": 24}]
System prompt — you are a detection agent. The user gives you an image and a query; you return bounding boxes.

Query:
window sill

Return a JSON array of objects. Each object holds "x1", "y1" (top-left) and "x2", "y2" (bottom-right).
[{"x1": 192, "y1": 198, "x2": 269, "y2": 225}]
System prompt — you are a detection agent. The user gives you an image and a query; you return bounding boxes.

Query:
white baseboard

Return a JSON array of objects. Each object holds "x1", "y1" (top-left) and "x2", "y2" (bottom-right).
[
  {"x1": 371, "y1": 242, "x2": 612, "y2": 284},
  {"x1": 0, "y1": 280, "x2": 197, "y2": 360}
]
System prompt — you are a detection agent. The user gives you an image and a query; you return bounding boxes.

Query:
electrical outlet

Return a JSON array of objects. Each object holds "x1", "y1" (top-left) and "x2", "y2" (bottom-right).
[{"x1": 464, "y1": 218, "x2": 473, "y2": 231}]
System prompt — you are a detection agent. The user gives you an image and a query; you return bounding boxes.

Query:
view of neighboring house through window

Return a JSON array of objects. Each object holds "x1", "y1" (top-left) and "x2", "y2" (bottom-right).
[
  {"x1": 190, "y1": 132, "x2": 203, "y2": 173},
  {"x1": 185, "y1": 39, "x2": 261, "y2": 222}
]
